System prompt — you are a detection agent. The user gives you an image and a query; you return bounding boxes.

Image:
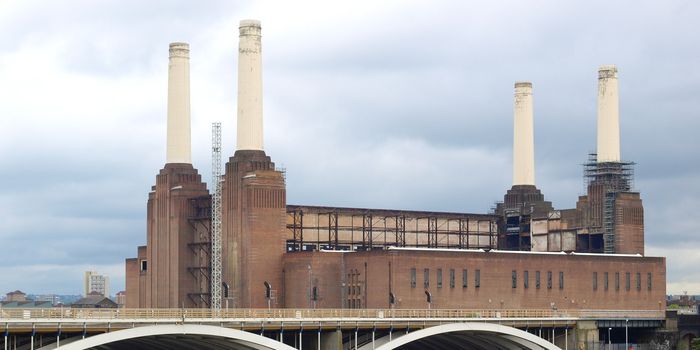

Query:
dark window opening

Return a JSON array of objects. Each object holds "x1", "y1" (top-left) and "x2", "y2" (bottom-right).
[
  {"x1": 604, "y1": 272, "x2": 609, "y2": 291},
  {"x1": 559, "y1": 271, "x2": 564, "y2": 290},
  {"x1": 410, "y1": 268, "x2": 416, "y2": 288},
  {"x1": 593, "y1": 272, "x2": 598, "y2": 291},
  {"x1": 524, "y1": 270, "x2": 529, "y2": 289}
]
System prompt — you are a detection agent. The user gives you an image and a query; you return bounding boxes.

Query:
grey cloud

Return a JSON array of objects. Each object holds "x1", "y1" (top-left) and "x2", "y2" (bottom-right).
[{"x1": 1, "y1": 0, "x2": 699, "y2": 295}]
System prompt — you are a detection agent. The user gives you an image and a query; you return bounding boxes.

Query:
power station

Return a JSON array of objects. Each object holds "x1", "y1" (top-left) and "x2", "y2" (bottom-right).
[{"x1": 125, "y1": 20, "x2": 665, "y2": 313}]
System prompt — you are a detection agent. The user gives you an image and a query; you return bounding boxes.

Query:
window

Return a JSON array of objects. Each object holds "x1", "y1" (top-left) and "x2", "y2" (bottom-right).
[
  {"x1": 437, "y1": 269, "x2": 443, "y2": 288},
  {"x1": 140, "y1": 260, "x2": 148, "y2": 272},
  {"x1": 524, "y1": 270, "x2": 529, "y2": 289},
  {"x1": 625, "y1": 272, "x2": 631, "y2": 291},
  {"x1": 410, "y1": 268, "x2": 416, "y2": 288},
  {"x1": 424, "y1": 268, "x2": 430, "y2": 288},
  {"x1": 547, "y1": 271, "x2": 552, "y2": 289},
  {"x1": 512, "y1": 270, "x2": 517, "y2": 289},
  {"x1": 450, "y1": 269, "x2": 455, "y2": 288},
  {"x1": 462, "y1": 269, "x2": 468, "y2": 288},
  {"x1": 647, "y1": 273, "x2": 652, "y2": 291},
  {"x1": 475, "y1": 269, "x2": 481, "y2": 288},
  {"x1": 604, "y1": 272, "x2": 609, "y2": 291},
  {"x1": 559, "y1": 271, "x2": 564, "y2": 290},
  {"x1": 535, "y1": 271, "x2": 541, "y2": 289},
  {"x1": 636, "y1": 272, "x2": 641, "y2": 291},
  {"x1": 593, "y1": 272, "x2": 598, "y2": 291},
  {"x1": 615, "y1": 272, "x2": 620, "y2": 291}
]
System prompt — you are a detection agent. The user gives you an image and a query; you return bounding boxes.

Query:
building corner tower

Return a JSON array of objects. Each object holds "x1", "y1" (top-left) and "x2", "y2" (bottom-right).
[
  {"x1": 221, "y1": 20, "x2": 287, "y2": 308},
  {"x1": 497, "y1": 82, "x2": 552, "y2": 251},
  {"x1": 576, "y1": 65, "x2": 644, "y2": 255},
  {"x1": 126, "y1": 43, "x2": 210, "y2": 308}
]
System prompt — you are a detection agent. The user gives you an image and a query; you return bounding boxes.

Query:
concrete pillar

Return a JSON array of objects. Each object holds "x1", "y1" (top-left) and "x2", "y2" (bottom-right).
[
  {"x1": 237, "y1": 20, "x2": 264, "y2": 151},
  {"x1": 513, "y1": 81, "x2": 535, "y2": 185},
  {"x1": 597, "y1": 65, "x2": 621, "y2": 162},
  {"x1": 166, "y1": 42, "x2": 192, "y2": 164},
  {"x1": 575, "y1": 320, "x2": 599, "y2": 350}
]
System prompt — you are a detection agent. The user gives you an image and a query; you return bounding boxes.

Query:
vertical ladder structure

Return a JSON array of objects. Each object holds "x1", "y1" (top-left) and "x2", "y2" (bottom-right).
[{"x1": 210, "y1": 122, "x2": 222, "y2": 310}]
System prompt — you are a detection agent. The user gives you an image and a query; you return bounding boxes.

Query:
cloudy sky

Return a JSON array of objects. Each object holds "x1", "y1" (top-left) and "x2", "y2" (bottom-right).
[{"x1": 1, "y1": 0, "x2": 698, "y2": 297}]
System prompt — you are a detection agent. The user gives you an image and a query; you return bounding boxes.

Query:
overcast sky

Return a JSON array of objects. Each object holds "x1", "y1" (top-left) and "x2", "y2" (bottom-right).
[{"x1": 1, "y1": 0, "x2": 698, "y2": 297}]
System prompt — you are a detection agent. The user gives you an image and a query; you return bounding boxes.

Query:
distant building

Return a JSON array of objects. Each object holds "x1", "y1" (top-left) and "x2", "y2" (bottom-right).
[
  {"x1": 0, "y1": 300, "x2": 52, "y2": 309},
  {"x1": 84, "y1": 271, "x2": 110, "y2": 297},
  {"x1": 115, "y1": 291, "x2": 126, "y2": 308},
  {"x1": 71, "y1": 295, "x2": 118, "y2": 309},
  {"x1": 5, "y1": 290, "x2": 27, "y2": 302},
  {"x1": 33, "y1": 294, "x2": 60, "y2": 306}
]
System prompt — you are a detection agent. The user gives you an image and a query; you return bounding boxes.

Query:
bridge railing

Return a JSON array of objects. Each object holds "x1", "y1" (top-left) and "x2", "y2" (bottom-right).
[{"x1": 0, "y1": 308, "x2": 664, "y2": 321}]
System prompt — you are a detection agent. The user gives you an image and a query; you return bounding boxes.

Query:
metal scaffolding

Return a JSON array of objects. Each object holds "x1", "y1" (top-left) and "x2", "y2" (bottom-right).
[
  {"x1": 186, "y1": 196, "x2": 211, "y2": 307},
  {"x1": 582, "y1": 153, "x2": 635, "y2": 253},
  {"x1": 210, "y1": 122, "x2": 223, "y2": 310},
  {"x1": 286, "y1": 205, "x2": 498, "y2": 252}
]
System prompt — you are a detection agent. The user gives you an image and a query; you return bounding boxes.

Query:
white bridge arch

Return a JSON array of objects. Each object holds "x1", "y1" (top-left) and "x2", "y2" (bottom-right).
[
  {"x1": 371, "y1": 322, "x2": 561, "y2": 350},
  {"x1": 55, "y1": 324, "x2": 296, "y2": 350}
]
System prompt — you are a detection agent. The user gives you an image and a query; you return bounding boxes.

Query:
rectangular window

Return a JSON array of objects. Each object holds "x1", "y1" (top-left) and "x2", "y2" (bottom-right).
[
  {"x1": 615, "y1": 272, "x2": 620, "y2": 291},
  {"x1": 636, "y1": 272, "x2": 641, "y2": 291},
  {"x1": 593, "y1": 272, "x2": 598, "y2": 291},
  {"x1": 512, "y1": 270, "x2": 517, "y2": 289},
  {"x1": 437, "y1": 269, "x2": 443, "y2": 288},
  {"x1": 625, "y1": 272, "x2": 631, "y2": 291},
  {"x1": 559, "y1": 271, "x2": 564, "y2": 290},
  {"x1": 604, "y1": 272, "x2": 609, "y2": 291},
  {"x1": 647, "y1": 273, "x2": 652, "y2": 291},
  {"x1": 424, "y1": 268, "x2": 430, "y2": 289},
  {"x1": 535, "y1": 271, "x2": 541, "y2": 289},
  {"x1": 524, "y1": 270, "x2": 529, "y2": 289},
  {"x1": 140, "y1": 260, "x2": 148, "y2": 271},
  {"x1": 462, "y1": 269, "x2": 468, "y2": 288},
  {"x1": 547, "y1": 271, "x2": 552, "y2": 289},
  {"x1": 410, "y1": 268, "x2": 416, "y2": 288},
  {"x1": 475, "y1": 269, "x2": 481, "y2": 288},
  {"x1": 450, "y1": 269, "x2": 455, "y2": 288}
]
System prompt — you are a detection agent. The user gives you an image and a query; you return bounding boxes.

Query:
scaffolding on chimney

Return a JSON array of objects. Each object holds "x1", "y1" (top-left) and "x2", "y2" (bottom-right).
[{"x1": 583, "y1": 153, "x2": 635, "y2": 253}]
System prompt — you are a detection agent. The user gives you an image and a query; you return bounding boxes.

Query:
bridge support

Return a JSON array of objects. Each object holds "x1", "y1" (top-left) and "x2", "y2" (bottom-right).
[
  {"x1": 575, "y1": 321, "x2": 598, "y2": 350},
  {"x1": 320, "y1": 330, "x2": 342, "y2": 350}
]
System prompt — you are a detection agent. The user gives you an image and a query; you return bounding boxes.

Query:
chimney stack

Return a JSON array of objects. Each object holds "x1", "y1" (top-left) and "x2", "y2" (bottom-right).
[
  {"x1": 513, "y1": 81, "x2": 535, "y2": 186},
  {"x1": 236, "y1": 20, "x2": 264, "y2": 151},
  {"x1": 166, "y1": 42, "x2": 192, "y2": 164},
  {"x1": 597, "y1": 65, "x2": 621, "y2": 162}
]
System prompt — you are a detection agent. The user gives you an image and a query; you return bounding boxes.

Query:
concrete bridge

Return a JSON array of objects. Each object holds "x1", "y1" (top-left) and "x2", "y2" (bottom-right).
[{"x1": 0, "y1": 308, "x2": 665, "y2": 350}]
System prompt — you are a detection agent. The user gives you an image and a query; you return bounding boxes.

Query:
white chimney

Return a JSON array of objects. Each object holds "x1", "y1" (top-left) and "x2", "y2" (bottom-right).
[
  {"x1": 236, "y1": 19, "x2": 264, "y2": 151},
  {"x1": 165, "y1": 42, "x2": 192, "y2": 164},
  {"x1": 513, "y1": 81, "x2": 535, "y2": 186},
  {"x1": 597, "y1": 65, "x2": 621, "y2": 162}
]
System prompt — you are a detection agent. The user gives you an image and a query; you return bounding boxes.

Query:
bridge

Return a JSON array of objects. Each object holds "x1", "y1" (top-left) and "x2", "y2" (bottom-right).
[{"x1": 0, "y1": 308, "x2": 665, "y2": 350}]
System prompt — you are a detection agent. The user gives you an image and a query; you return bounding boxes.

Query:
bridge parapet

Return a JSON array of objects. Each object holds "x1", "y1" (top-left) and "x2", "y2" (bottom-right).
[{"x1": 0, "y1": 308, "x2": 664, "y2": 321}]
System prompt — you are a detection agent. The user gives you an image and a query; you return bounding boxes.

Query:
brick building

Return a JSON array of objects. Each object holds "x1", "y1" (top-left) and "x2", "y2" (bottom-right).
[{"x1": 126, "y1": 20, "x2": 665, "y2": 312}]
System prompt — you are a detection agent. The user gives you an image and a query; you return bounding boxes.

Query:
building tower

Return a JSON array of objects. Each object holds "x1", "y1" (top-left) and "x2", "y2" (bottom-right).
[
  {"x1": 125, "y1": 43, "x2": 210, "y2": 308},
  {"x1": 497, "y1": 82, "x2": 552, "y2": 250},
  {"x1": 576, "y1": 65, "x2": 644, "y2": 254},
  {"x1": 220, "y1": 20, "x2": 287, "y2": 308}
]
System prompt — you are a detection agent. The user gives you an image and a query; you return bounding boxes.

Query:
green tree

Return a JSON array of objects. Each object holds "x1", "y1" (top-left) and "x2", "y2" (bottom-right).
[{"x1": 691, "y1": 337, "x2": 700, "y2": 350}]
